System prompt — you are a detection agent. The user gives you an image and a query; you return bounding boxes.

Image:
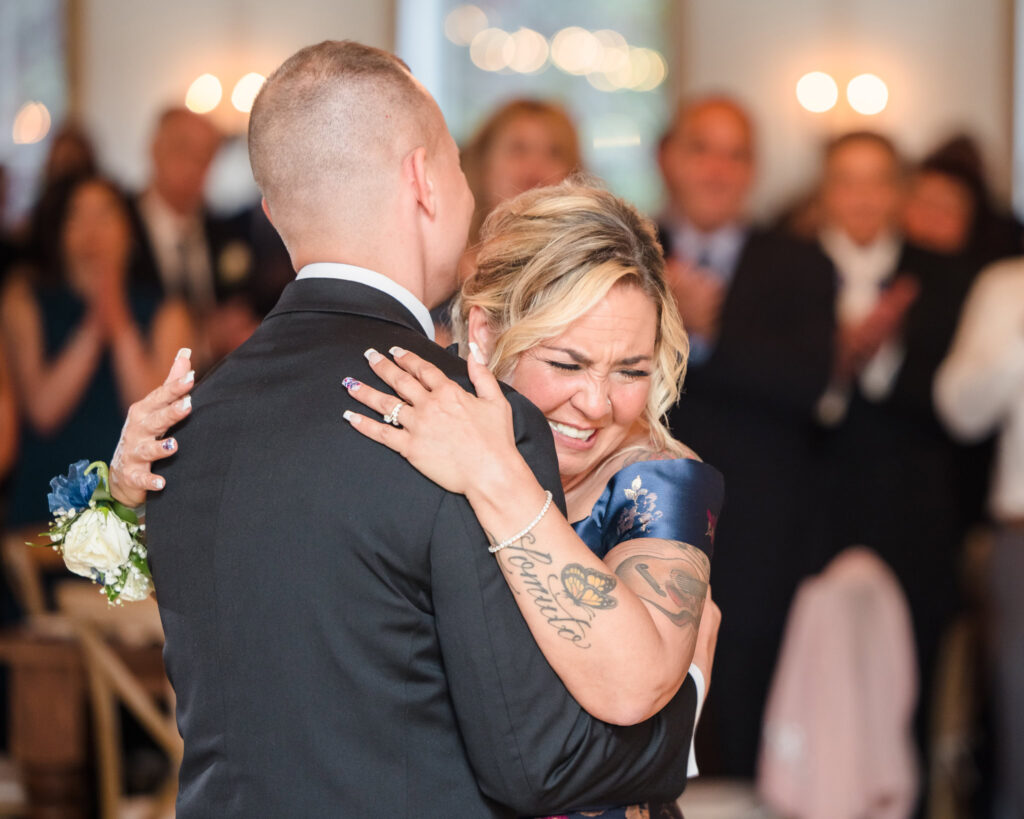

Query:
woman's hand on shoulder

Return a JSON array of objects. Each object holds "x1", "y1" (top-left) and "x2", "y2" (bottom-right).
[
  {"x1": 109, "y1": 349, "x2": 195, "y2": 506},
  {"x1": 342, "y1": 344, "x2": 525, "y2": 497}
]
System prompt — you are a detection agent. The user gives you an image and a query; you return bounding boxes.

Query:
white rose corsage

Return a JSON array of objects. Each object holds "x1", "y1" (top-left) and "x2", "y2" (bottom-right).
[{"x1": 41, "y1": 460, "x2": 153, "y2": 604}]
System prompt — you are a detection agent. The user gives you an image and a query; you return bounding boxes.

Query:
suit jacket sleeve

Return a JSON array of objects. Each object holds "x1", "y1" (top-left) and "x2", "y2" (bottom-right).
[{"x1": 429, "y1": 391, "x2": 697, "y2": 815}]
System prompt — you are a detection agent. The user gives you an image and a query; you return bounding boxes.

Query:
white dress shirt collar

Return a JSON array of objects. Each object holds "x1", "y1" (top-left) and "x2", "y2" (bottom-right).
[{"x1": 295, "y1": 262, "x2": 435, "y2": 341}]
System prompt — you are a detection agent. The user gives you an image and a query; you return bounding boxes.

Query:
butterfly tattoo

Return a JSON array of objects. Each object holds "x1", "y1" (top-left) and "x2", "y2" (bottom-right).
[{"x1": 561, "y1": 563, "x2": 618, "y2": 610}]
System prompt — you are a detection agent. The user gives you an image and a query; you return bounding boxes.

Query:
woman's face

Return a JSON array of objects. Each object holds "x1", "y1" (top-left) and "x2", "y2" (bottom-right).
[
  {"x1": 63, "y1": 182, "x2": 131, "y2": 278},
  {"x1": 483, "y1": 114, "x2": 575, "y2": 209},
  {"x1": 505, "y1": 285, "x2": 658, "y2": 491},
  {"x1": 903, "y1": 171, "x2": 974, "y2": 254}
]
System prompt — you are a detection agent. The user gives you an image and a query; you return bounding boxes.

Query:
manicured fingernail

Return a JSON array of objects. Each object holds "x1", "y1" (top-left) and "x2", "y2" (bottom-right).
[
  {"x1": 342, "y1": 377, "x2": 361, "y2": 391},
  {"x1": 389, "y1": 346, "x2": 407, "y2": 358},
  {"x1": 342, "y1": 410, "x2": 360, "y2": 424},
  {"x1": 468, "y1": 342, "x2": 486, "y2": 365},
  {"x1": 153, "y1": 477, "x2": 165, "y2": 490},
  {"x1": 180, "y1": 370, "x2": 195, "y2": 385},
  {"x1": 175, "y1": 347, "x2": 191, "y2": 361},
  {"x1": 364, "y1": 348, "x2": 382, "y2": 364},
  {"x1": 180, "y1": 396, "x2": 192, "y2": 411},
  {"x1": 161, "y1": 439, "x2": 176, "y2": 452}
]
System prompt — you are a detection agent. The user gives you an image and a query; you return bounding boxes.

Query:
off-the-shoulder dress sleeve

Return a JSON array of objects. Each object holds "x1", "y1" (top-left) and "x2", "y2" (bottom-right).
[
  {"x1": 570, "y1": 456, "x2": 724, "y2": 787},
  {"x1": 571, "y1": 458, "x2": 724, "y2": 560}
]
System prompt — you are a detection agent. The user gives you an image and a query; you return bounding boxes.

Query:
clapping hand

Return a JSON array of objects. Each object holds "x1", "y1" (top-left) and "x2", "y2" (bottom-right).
[{"x1": 109, "y1": 349, "x2": 195, "y2": 507}]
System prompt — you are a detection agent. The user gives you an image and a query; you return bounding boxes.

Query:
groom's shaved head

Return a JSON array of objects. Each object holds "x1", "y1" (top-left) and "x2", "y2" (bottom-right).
[{"x1": 249, "y1": 40, "x2": 443, "y2": 247}]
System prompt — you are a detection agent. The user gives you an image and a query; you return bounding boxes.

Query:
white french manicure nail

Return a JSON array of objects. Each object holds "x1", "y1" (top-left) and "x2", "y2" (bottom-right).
[
  {"x1": 175, "y1": 347, "x2": 192, "y2": 361},
  {"x1": 389, "y1": 346, "x2": 407, "y2": 358},
  {"x1": 468, "y1": 342, "x2": 486, "y2": 365},
  {"x1": 153, "y1": 477, "x2": 165, "y2": 490},
  {"x1": 342, "y1": 410, "x2": 360, "y2": 424},
  {"x1": 364, "y1": 348, "x2": 382, "y2": 364},
  {"x1": 181, "y1": 396, "x2": 192, "y2": 411},
  {"x1": 181, "y1": 370, "x2": 195, "y2": 385}
]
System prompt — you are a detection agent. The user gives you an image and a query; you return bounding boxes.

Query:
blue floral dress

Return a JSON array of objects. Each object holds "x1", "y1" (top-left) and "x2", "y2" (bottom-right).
[{"x1": 538, "y1": 457, "x2": 724, "y2": 819}]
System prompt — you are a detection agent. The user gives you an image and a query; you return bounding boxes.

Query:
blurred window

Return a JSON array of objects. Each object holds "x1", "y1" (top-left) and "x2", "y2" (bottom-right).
[
  {"x1": 0, "y1": 0, "x2": 69, "y2": 228},
  {"x1": 397, "y1": 0, "x2": 672, "y2": 215}
]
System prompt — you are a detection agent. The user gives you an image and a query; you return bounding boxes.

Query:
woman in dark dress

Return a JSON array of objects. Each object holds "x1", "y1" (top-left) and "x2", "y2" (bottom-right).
[{"x1": 1, "y1": 175, "x2": 191, "y2": 528}]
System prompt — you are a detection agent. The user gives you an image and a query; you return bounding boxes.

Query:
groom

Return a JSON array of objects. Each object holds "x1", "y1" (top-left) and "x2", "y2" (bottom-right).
[{"x1": 142, "y1": 41, "x2": 699, "y2": 816}]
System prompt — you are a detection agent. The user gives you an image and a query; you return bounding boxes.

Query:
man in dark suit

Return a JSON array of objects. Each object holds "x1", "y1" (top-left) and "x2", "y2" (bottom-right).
[
  {"x1": 142, "y1": 41, "x2": 698, "y2": 817},
  {"x1": 816, "y1": 133, "x2": 985, "y2": 791},
  {"x1": 129, "y1": 107, "x2": 265, "y2": 364},
  {"x1": 657, "y1": 96, "x2": 836, "y2": 777}
]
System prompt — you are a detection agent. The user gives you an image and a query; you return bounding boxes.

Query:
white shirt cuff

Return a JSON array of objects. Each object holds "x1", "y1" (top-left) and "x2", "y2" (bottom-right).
[{"x1": 687, "y1": 663, "x2": 706, "y2": 778}]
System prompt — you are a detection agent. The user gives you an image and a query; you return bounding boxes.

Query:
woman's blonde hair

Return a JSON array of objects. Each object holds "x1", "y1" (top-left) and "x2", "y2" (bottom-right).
[{"x1": 452, "y1": 178, "x2": 689, "y2": 456}]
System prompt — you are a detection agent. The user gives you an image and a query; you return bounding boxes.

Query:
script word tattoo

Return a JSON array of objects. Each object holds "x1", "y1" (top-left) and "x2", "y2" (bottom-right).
[{"x1": 493, "y1": 534, "x2": 619, "y2": 649}]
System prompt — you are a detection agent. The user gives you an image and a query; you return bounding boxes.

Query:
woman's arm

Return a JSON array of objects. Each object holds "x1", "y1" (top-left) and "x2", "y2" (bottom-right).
[
  {"x1": 462, "y1": 460, "x2": 708, "y2": 725},
  {"x1": 0, "y1": 337, "x2": 19, "y2": 478},
  {"x1": 104, "y1": 287, "x2": 193, "y2": 408},
  {"x1": 344, "y1": 347, "x2": 710, "y2": 725},
  {"x1": 0, "y1": 274, "x2": 106, "y2": 435}
]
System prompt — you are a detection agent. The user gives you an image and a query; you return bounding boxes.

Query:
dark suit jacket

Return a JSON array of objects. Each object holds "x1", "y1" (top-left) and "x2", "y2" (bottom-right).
[
  {"x1": 662, "y1": 226, "x2": 836, "y2": 776},
  {"x1": 126, "y1": 195, "x2": 258, "y2": 308},
  {"x1": 148, "y1": 277, "x2": 697, "y2": 817}
]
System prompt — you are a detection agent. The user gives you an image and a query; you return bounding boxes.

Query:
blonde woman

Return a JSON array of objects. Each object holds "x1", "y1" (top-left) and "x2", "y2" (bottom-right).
[{"x1": 111, "y1": 181, "x2": 722, "y2": 819}]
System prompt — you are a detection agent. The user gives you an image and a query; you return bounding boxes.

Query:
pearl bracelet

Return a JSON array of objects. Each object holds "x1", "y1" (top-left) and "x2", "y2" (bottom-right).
[{"x1": 488, "y1": 490, "x2": 554, "y2": 554}]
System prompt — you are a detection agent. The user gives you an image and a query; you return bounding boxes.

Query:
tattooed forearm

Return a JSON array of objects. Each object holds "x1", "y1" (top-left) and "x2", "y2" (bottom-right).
[
  {"x1": 492, "y1": 535, "x2": 619, "y2": 648},
  {"x1": 614, "y1": 542, "x2": 709, "y2": 629}
]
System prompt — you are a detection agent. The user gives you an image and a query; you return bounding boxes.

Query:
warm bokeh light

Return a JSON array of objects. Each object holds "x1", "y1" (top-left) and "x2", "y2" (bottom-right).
[
  {"x1": 847, "y1": 73, "x2": 888, "y2": 115},
  {"x1": 551, "y1": 27, "x2": 602, "y2": 75},
  {"x1": 508, "y1": 28, "x2": 549, "y2": 74},
  {"x1": 12, "y1": 101, "x2": 51, "y2": 144},
  {"x1": 231, "y1": 72, "x2": 266, "y2": 113},
  {"x1": 444, "y1": 4, "x2": 488, "y2": 46},
  {"x1": 796, "y1": 71, "x2": 839, "y2": 113},
  {"x1": 185, "y1": 73, "x2": 223, "y2": 113},
  {"x1": 630, "y1": 48, "x2": 667, "y2": 92},
  {"x1": 469, "y1": 28, "x2": 515, "y2": 72},
  {"x1": 594, "y1": 30, "x2": 629, "y2": 74}
]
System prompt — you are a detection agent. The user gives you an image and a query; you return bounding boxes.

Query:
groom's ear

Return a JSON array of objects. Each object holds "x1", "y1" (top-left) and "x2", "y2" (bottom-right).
[
  {"x1": 261, "y1": 197, "x2": 275, "y2": 226},
  {"x1": 403, "y1": 146, "x2": 436, "y2": 220},
  {"x1": 467, "y1": 306, "x2": 496, "y2": 358}
]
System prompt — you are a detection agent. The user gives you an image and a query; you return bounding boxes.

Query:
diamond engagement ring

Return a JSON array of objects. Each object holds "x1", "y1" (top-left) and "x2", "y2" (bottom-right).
[{"x1": 383, "y1": 401, "x2": 405, "y2": 426}]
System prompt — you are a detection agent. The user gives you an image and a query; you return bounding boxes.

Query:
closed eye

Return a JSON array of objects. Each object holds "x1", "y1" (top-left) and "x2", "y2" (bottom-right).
[
  {"x1": 619, "y1": 369, "x2": 650, "y2": 380},
  {"x1": 546, "y1": 360, "x2": 582, "y2": 372}
]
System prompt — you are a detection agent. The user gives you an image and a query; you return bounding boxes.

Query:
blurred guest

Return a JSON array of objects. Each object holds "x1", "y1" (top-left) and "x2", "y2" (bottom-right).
[
  {"x1": 461, "y1": 99, "x2": 581, "y2": 246},
  {"x1": 0, "y1": 164, "x2": 15, "y2": 279},
  {"x1": 658, "y1": 95, "x2": 836, "y2": 777},
  {"x1": 0, "y1": 338, "x2": 15, "y2": 486},
  {"x1": 904, "y1": 135, "x2": 1022, "y2": 266},
  {"x1": 431, "y1": 99, "x2": 582, "y2": 345},
  {"x1": 1, "y1": 176, "x2": 191, "y2": 528},
  {"x1": 42, "y1": 122, "x2": 98, "y2": 188},
  {"x1": 935, "y1": 258, "x2": 1024, "y2": 819},
  {"x1": 816, "y1": 132, "x2": 981, "y2": 785},
  {"x1": 129, "y1": 107, "x2": 259, "y2": 364},
  {"x1": 20, "y1": 123, "x2": 101, "y2": 276}
]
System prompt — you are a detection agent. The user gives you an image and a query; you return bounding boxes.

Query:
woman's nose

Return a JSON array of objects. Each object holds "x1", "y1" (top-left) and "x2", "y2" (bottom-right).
[{"x1": 571, "y1": 376, "x2": 612, "y2": 419}]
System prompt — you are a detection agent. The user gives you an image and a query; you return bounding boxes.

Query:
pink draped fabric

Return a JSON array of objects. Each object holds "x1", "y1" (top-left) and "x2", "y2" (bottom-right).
[{"x1": 757, "y1": 547, "x2": 918, "y2": 818}]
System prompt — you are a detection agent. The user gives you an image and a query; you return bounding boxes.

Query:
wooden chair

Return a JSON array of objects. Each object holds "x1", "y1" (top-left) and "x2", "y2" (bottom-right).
[
  {"x1": 58, "y1": 589, "x2": 179, "y2": 819},
  {"x1": 1, "y1": 526, "x2": 64, "y2": 619}
]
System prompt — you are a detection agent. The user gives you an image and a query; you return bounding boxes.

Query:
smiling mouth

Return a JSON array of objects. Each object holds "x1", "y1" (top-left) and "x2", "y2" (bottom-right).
[{"x1": 548, "y1": 420, "x2": 597, "y2": 442}]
